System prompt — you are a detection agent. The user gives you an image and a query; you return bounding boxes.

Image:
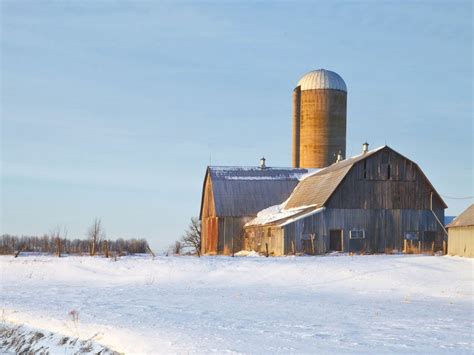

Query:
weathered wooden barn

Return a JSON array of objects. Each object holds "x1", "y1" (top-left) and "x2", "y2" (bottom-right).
[
  {"x1": 200, "y1": 166, "x2": 308, "y2": 255},
  {"x1": 446, "y1": 204, "x2": 474, "y2": 258},
  {"x1": 244, "y1": 146, "x2": 447, "y2": 255}
]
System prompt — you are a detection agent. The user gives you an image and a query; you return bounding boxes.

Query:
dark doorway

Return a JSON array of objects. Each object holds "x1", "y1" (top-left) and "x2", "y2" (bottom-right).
[
  {"x1": 302, "y1": 234, "x2": 316, "y2": 255},
  {"x1": 422, "y1": 231, "x2": 436, "y2": 253},
  {"x1": 329, "y1": 229, "x2": 343, "y2": 251}
]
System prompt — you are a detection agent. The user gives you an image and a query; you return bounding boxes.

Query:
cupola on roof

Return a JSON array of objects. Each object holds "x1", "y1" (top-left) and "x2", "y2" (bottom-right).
[{"x1": 297, "y1": 69, "x2": 347, "y2": 92}]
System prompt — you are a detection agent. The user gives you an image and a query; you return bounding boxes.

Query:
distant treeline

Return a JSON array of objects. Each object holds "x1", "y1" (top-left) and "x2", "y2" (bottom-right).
[{"x1": 0, "y1": 234, "x2": 150, "y2": 256}]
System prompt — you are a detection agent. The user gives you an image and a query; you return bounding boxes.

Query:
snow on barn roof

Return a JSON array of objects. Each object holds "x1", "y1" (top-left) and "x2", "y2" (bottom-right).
[
  {"x1": 447, "y1": 204, "x2": 474, "y2": 228},
  {"x1": 200, "y1": 166, "x2": 310, "y2": 218},
  {"x1": 297, "y1": 69, "x2": 347, "y2": 92}
]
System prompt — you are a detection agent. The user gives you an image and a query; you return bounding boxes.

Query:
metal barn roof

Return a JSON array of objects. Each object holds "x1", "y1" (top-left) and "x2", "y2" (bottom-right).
[
  {"x1": 284, "y1": 147, "x2": 384, "y2": 209},
  {"x1": 447, "y1": 204, "x2": 474, "y2": 228},
  {"x1": 205, "y1": 167, "x2": 309, "y2": 217},
  {"x1": 297, "y1": 69, "x2": 347, "y2": 92}
]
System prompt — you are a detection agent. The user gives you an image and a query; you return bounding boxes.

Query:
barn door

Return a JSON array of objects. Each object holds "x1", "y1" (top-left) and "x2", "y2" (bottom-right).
[{"x1": 329, "y1": 229, "x2": 343, "y2": 251}]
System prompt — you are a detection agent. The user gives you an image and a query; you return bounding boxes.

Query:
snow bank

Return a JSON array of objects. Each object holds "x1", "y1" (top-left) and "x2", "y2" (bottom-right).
[{"x1": 1, "y1": 255, "x2": 473, "y2": 353}]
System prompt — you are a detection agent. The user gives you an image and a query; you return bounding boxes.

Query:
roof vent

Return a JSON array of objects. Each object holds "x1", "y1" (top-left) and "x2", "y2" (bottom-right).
[
  {"x1": 259, "y1": 157, "x2": 266, "y2": 169},
  {"x1": 336, "y1": 151, "x2": 343, "y2": 162},
  {"x1": 362, "y1": 142, "x2": 369, "y2": 154}
]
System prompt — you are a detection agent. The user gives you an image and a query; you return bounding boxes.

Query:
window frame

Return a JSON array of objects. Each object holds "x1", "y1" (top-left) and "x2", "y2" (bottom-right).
[{"x1": 349, "y1": 230, "x2": 365, "y2": 239}]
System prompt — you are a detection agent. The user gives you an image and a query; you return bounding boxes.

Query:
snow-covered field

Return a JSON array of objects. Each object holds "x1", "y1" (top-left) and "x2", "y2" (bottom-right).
[{"x1": 1, "y1": 254, "x2": 473, "y2": 354}]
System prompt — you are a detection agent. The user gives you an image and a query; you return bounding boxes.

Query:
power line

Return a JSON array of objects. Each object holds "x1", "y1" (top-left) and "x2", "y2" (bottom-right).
[{"x1": 440, "y1": 194, "x2": 474, "y2": 200}]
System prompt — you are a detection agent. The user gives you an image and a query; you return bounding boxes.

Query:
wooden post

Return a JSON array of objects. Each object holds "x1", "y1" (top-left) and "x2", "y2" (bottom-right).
[
  {"x1": 56, "y1": 238, "x2": 61, "y2": 257},
  {"x1": 310, "y1": 234, "x2": 315, "y2": 255},
  {"x1": 443, "y1": 240, "x2": 447, "y2": 255},
  {"x1": 403, "y1": 239, "x2": 407, "y2": 254},
  {"x1": 14, "y1": 245, "x2": 26, "y2": 258},
  {"x1": 146, "y1": 244, "x2": 155, "y2": 258},
  {"x1": 265, "y1": 243, "x2": 269, "y2": 257},
  {"x1": 291, "y1": 240, "x2": 295, "y2": 255}
]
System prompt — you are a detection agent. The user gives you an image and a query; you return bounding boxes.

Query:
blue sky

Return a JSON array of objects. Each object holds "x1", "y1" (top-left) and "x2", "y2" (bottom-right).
[{"x1": 1, "y1": 1, "x2": 472, "y2": 250}]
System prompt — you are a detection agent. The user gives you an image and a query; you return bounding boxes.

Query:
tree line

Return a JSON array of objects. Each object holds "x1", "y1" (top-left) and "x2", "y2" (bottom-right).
[
  {"x1": 1, "y1": 217, "x2": 202, "y2": 257},
  {"x1": 0, "y1": 233, "x2": 150, "y2": 256},
  {"x1": 0, "y1": 218, "x2": 150, "y2": 257}
]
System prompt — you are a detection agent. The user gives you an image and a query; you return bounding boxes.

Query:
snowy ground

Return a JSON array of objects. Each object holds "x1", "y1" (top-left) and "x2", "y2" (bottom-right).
[{"x1": 1, "y1": 254, "x2": 473, "y2": 354}]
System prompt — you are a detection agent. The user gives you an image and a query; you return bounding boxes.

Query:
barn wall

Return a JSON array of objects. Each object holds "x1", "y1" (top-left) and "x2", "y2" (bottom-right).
[
  {"x1": 201, "y1": 174, "x2": 218, "y2": 255},
  {"x1": 201, "y1": 173, "x2": 216, "y2": 219},
  {"x1": 202, "y1": 217, "x2": 218, "y2": 254},
  {"x1": 327, "y1": 150, "x2": 446, "y2": 210},
  {"x1": 448, "y1": 227, "x2": 474, "y2": 257},
  {"x1": 244, "y1": 226, "x2": 285, "y2": 256},
  {"x1": 218, "y1": 217, "x2": 252, "y2": 255},
  {"x1": 283, "y1": 208, "x2": 446, "y2": 254}
]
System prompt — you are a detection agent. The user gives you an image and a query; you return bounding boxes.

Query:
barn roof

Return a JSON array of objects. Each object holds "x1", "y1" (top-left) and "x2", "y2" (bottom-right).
[
  {"x1": 246, "y1": 146, "x2": 447, "y2": 227},
  {"x1": 200, "y1": 166, "x2": 309, "y2": 218},
  {"x1": 284, "y1": 146, "x2": 384, "y2": 209},
  {"x1": 447, "y1": 204, "x2": 474, "y2": 228}
]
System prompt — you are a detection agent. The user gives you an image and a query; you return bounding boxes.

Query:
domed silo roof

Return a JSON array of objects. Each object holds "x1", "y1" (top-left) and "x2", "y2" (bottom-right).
[{"x1": 297, "y1": 69, "x2": 347, "y2": 92}]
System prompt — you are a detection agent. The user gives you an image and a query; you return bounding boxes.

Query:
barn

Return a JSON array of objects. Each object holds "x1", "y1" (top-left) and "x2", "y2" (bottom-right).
[
  {"x1": 244, "y1": 145, "x2": 448, "y2": 255},
  {"x1": 446, "y1": 204, "x2": 474, "y2": 258},
  {"x1": 199, "y1": 164, "x2": 308, "y2": 255}
]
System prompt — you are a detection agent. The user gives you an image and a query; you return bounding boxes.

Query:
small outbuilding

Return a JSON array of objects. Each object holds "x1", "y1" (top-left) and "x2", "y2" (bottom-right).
[{"x1": 446, "y1": 204, "x2": 474, "y2": 258}]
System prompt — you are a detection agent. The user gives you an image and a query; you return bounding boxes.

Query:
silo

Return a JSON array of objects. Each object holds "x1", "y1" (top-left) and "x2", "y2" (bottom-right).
[{"x1": 292, "y1": 69, "x2": 347, "y2": 168}]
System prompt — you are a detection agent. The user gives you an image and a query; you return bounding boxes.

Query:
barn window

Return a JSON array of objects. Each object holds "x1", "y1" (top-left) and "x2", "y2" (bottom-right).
[
  {"x1": 350, "y1": 230, "x2": 365, "y2": 239},
  {"x1": 404, "y1": 231, "x2": 419, "y2": 240}
]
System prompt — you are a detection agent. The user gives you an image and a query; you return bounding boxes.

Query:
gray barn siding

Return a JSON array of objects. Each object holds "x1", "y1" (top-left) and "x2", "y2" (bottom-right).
[
  {"x1": 283, "y1": 208, "x2": 445, "y2": 254},
  {"x1": 218, "y1": 217, "x2": 252, "y2": 254},
  {"x1": 326, "y1": 150, "x2": 446, "y2": 211}
]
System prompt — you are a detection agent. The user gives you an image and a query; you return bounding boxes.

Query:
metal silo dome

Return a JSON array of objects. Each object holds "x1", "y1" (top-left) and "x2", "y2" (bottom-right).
[{"x1": 297, "y1": 69, "x2": 347, "y2": 92}]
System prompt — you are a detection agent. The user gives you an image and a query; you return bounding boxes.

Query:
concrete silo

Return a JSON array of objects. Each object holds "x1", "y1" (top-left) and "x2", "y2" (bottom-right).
[{"x1": 292, "y1": 69, "x2": 347, "y2": 168}]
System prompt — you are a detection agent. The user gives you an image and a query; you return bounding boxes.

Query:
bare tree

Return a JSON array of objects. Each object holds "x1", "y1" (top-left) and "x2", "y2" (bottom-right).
[
  {"x1": 171, "y1": 241, "x2": 182, "y2": 255},
  {"x1": 51, "y1": 226, "x2": 68, "y2": 257},
  {"x1": 180, "y1": 217, "x2": 201, "y2": 256},
  {"x1": 87, "y1": 218, "x2": 104, "y2": 256}
]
